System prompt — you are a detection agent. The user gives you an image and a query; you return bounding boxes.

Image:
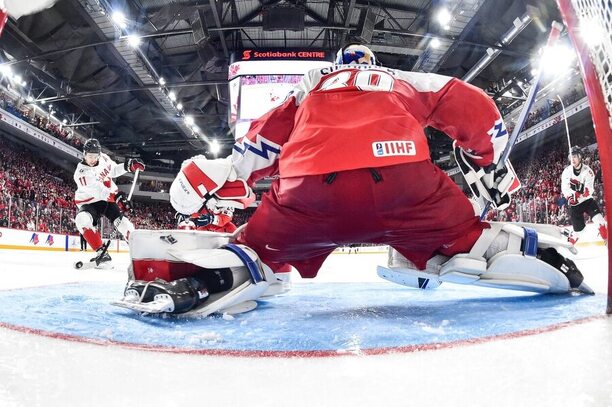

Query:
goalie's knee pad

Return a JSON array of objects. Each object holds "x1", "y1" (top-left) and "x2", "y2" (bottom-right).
[
  {"x1": 75, "y1": 211, "x2": 95, "y2": 233},
  {"x1": 113, "y1": 216, "x2": 135, "y2": 241}
]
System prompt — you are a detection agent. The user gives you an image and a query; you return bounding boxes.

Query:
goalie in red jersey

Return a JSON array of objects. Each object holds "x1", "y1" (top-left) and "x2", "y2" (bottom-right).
[{"x1": 116, "y1": 44, "x2": 592, "y2": 316}]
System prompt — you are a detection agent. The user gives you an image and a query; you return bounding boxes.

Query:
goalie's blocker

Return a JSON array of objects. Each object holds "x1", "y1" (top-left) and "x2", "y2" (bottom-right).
[{"x1": 454, "y1": 141, "x2": 520, "y2": 211}]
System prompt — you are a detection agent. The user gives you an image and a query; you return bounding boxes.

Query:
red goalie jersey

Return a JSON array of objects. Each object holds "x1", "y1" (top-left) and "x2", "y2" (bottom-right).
[{"x1": 231, "y1": 65, "x2": 508, "y2": 184}]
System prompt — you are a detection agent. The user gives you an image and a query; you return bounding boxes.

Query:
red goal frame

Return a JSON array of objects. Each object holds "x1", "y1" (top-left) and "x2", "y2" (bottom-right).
[{"x1": 557, "y1": 0, "x2": 612, "y2": 314}]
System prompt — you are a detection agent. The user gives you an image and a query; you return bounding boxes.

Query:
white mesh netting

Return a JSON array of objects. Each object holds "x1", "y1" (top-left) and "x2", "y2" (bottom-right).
[{"x1": 571, "y1": 0, "x2": 612, "y2": 127}]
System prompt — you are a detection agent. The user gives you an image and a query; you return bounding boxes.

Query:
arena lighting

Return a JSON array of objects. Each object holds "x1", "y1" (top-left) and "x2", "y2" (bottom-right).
[
  {"x1": 0, "y1": 64, "x2": 12, "y2": 77},
  {"x1": 168, "y1": 91, "x2": 176, "y2": 101},
  {"x1": 62, "y1": 119, "x2": 67, "y2": 124},
  {"x1": 579, "y1": 20, "x2": 604, "y2": 48},
  {"x1": 184, "y1": 115, "x2": 194, "y2": 126},
  {"x1": 436, "y1": 8, "x2": 452, "y2": 26},
  {"x1": 538, "y1": 44, "x2": 576, "y2": 75},
  {"x1": 176, "y1": 102, "x2": 183, "y2": 110},
  {"x1": 112, "y1": 11, "x2": 127, "y2": 29},
  {"x1": 13, "y1": 74, "x2": 22, "y2": 83},
  {"x1": 158, "y1": 77, "x2": 166, "y2": 85},
  {"x1": 430, "y1": 38, "x2": 441, "y2": 49},
  {"x1": 25, "y1": 95, "x2": 33, "y2": 102},
  {"x1": 209, "y1": 139, "x2": 220, "y2": 155},
  {"x1": 126, "y1": 34, "x2": 141, "y2": 48}
]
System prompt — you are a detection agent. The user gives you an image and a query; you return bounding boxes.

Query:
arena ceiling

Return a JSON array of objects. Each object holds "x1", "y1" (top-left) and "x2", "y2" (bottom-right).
[{"x1": 0, "y1": 0, "x2": 564, "y2": 170}]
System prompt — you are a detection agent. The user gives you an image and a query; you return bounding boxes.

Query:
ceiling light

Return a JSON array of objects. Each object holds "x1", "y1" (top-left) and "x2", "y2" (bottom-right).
[
  {"x1": 436, "y1": 8, "x2": 452, "y2": 26},
  {"x1": 176, "y1": 103, "x2": 183, "y2": 110},
  {"x1": 62, "y1": 119, "x2": 67, "y2": 124},
  {"x1": 168, "y1": 91, "x2": 176, "y2": 101},
  {"x1": 0, "y1": 64, "x2": 12, "y2": 77},
  {"x1": 126, "y1": 34, "x2": 141, "y2": 47},
  {"x1": 431, "y1": 38, "x2": 441, "y2": 49},
  {"x1": 209, "y1": 139, "x2": 220, "y2": 155},
  {"x1": 159, "y1": 77, "x2": 166, "y2": 86},
  {"x1": 112, "y1": 11, "x2": 127, "y2": 29},
  {"x1": 184, "y1": 115, "x2": 194, "y2": 126},
  {"x1": 580, "y1": 19, "x2": 605, "y2": 48}
]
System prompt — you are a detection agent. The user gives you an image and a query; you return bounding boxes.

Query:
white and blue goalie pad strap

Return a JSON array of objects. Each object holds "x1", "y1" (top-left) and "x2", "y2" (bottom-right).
[
  {"x1": 522, "y1": 227, "x2": 538, "y2": 257},
  {"x1": 223, "y1": 244, "x2": 264, "y2": 283}
]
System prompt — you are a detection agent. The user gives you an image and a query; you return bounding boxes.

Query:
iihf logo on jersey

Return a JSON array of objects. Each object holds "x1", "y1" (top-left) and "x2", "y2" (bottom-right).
[{"x1": 372, "y1": 141, "x2": 416, "y2": 157}]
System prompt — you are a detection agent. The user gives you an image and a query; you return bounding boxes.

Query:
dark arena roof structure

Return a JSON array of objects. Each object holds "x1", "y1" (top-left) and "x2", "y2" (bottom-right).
[{"x1": 0, "y1": 0, "x2": 571, "y2": 171}]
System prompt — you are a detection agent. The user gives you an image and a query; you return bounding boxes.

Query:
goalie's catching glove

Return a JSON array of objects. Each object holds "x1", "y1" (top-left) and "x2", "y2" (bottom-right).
[{"x1": 454, "y1": 141, "x2": 520, "y2": 211}]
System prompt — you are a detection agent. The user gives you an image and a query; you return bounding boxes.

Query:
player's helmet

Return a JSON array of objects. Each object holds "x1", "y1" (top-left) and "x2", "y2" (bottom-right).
[
  {"x1": 83, "y1": 138, "x2": 102, "y2": 155},
  {"x1": 336, "y1": 44, "x2": 377, "y2": 65},
  {"x1": 570, "y1": 146, "x2": 582, "y2": 158}
]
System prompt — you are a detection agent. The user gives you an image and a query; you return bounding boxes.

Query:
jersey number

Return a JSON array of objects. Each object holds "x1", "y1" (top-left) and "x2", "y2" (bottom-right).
[
  {"x1": 78, "y1": 177, "x2": 87, "y2": 186},
  {"x1": 319, "y1": 70, "x2": 395, "y2": 92}
]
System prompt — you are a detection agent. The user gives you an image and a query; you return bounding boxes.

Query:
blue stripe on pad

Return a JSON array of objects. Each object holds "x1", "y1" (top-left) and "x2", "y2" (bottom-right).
[{"x1": 223, "y1": 244, "x2": 264, "y2": 283}]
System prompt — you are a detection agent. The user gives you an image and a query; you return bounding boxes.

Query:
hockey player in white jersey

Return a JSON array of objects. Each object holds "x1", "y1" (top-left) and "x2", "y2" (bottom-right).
[
  {"x1": 74, "y1": 138, "x2": 145, "y2": 267},
  {"x1": 561, "y1": 146, "x2": 607, "y2": 245}
]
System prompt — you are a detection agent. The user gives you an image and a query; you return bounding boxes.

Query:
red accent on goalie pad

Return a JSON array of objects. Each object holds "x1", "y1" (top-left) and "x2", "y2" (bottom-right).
[
  {"x1": 216, "y1": 180, "x2": 250, "y2": 199},
  {"x1": 132, "y1": 260, "x2": 200, "y2": 281},
  {"x1": 237, "y1": 161, "x2": 485, "y2": 278},
  {"x1": 182, "y1": 161, "x2": 218, "y2": 198}
]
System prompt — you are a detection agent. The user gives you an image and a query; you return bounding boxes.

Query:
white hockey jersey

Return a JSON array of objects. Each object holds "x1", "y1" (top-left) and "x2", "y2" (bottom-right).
[
  {"x1": 561, "y1": 163, "x2": 596, "y2": 206},
  {"x1": 73, "y1": 153, "x2": 127, "y2": 207}
]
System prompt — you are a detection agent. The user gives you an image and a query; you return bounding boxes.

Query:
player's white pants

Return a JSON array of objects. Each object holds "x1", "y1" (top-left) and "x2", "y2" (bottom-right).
[
  {"x1": 114, "y1": 216, "x2": 134, "y2": 242},
  {"x1": 75, "y1": 211, "x2": 95, "y2": 233}
]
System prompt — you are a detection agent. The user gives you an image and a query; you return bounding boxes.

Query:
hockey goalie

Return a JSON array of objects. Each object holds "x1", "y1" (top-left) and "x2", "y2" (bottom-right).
[{"x1": 114, "y1": 44, "x2": 592, "y2": 317}]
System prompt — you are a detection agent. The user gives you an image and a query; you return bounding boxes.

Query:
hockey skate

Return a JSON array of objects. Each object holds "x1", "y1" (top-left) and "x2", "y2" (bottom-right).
[
  {"x1": 74, "y1": 240, "x2": 113, "y2": 270},
  {"x1": 112, "y1": 278, "x2": 205, "y2": 314}
]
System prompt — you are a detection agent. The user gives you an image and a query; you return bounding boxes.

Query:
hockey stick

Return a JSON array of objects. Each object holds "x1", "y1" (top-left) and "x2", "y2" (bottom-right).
[
  {"x1": 127, "y1": 168, "x2": 140, "y2": 201},
  {"x1": 557, "y1": 94, "x2": 573, "y2": 163},
  {"x1": 480, "y1": 21, "x2": 564, "y2": 220}
]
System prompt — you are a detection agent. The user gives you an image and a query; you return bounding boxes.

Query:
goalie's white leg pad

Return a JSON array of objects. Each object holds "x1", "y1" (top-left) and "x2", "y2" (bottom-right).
[
  {"x1": 382, "y1": 221, "x2": 589, "y2": 294},
  {"x1": 438, "y1": 254, "x2": 570, "y2": 293}
]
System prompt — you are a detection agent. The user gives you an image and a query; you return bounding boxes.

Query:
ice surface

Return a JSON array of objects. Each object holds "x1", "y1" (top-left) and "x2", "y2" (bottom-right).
[{"x1": 0, "y1": 247, "x2": 610, "y2": 407}]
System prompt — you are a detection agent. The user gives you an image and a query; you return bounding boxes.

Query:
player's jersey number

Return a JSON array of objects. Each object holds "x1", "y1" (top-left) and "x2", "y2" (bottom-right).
[{"x1": 318, "y1": 70, "x2": 394, "y2": 92}]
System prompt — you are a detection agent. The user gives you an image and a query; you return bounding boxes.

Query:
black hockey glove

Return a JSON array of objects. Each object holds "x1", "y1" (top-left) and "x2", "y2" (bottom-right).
[
  {"x1": 115, "y1": 191, "x2": 133, "y2": 213},
  {"x1": 193, "y1": 213, "x2": 215, "y2": 228},
  {"x1": 124, "y1": 158, "x2": 145, "y2": 172},
  {"x1": 569, "y1": 179, "x2": 584, "y2": 194}
]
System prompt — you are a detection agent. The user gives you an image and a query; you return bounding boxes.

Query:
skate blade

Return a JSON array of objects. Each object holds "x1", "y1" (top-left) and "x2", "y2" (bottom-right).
[
  {"x1": 573, "y1": 282, "x2": 595, "y2": 295},
  {"x1": 111, "y1": 294, "x2": 174, "y2": 314}
]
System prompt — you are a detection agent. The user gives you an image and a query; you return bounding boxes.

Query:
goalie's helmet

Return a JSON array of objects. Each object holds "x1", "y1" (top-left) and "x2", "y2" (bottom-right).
[
  {"x1": 336, "y1": 44, "x2": 377, "y2": 65},
  {"x1": 83, "y1": 138, "x2": 101, "y2": 155}
]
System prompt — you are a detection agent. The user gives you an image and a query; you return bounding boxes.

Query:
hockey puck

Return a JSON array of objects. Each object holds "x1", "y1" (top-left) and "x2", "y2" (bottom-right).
[{"x1": 74, "y1": 261, "x2": 83, "y2": 269}]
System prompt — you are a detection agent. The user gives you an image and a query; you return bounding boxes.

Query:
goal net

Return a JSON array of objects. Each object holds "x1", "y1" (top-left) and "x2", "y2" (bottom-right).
[{"x1": 556, "y1": 0, "x2": 612, "y2": 313}]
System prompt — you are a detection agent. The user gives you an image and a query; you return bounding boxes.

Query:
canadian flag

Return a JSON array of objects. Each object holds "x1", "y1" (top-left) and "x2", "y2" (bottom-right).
[{"x1": 0, "y1": 0, "x2": 59, "y2": 36}]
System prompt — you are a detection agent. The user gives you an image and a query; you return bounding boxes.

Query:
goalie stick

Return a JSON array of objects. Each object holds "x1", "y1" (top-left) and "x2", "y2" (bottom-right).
[{"x1": 480, "y1": 21, "x2": 564, "y2": 220}]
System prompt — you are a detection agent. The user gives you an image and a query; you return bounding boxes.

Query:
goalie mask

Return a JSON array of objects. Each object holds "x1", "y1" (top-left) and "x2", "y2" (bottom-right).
[{"x1": 336, "y1": 44, "x2": 377, "y2": 65}]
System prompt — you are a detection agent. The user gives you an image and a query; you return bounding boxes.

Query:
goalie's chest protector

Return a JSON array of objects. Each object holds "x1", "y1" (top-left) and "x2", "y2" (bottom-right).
[{"x1": 278, "y1": 69, "x2": 431, "y2": 178}]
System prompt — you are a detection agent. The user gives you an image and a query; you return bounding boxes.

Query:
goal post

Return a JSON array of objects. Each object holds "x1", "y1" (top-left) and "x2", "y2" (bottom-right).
[{"x1": 556, "y1": 0, "x2": 612, "y2": 314}]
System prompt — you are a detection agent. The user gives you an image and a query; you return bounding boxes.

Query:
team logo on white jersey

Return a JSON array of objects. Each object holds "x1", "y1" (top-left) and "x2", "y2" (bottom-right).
[{"x1": 372, "y1": 141, "x2": 416, "y2": 157}]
